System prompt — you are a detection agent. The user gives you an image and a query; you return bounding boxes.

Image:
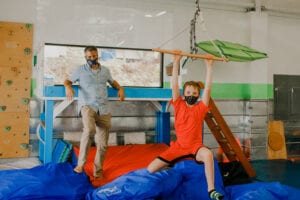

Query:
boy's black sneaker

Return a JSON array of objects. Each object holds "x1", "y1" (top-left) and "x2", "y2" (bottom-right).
[{"x1": 209, "y1": 189, "x2": 224, "y2": 200}]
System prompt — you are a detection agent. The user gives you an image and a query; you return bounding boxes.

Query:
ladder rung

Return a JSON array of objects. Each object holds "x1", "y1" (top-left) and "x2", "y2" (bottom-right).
[
  {"x1": 207, "y1": 112, "x2": 213, "y2": 118},
  {"x1": 218, "y1": 138, "x2": 227, "y2": 143},
  {"x1": 215, "y1": 125, "x2": 221, "y2": 131}
]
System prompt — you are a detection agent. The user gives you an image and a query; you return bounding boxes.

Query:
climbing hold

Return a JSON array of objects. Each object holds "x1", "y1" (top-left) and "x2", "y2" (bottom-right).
[
  {"x1": 25, "y1": 24, "x2": 32, "y2": 31},
  {"x1": 20, "y1": 143, "x2": 30, "y2": 150},
  {"x1": 22, "y1": 98, "x2": 30, "y2": 105},
  {"x1": 6, "y1": 80, "x2": 13, "y2": 86},
  {"x1": 24, "y1": 48, "x2": 32, "y2": 55},
  {"x1": 4, "y1": 126, "x2": 11, "y2": 132},
  {"x1": 0, "y1": 106, "x2": 6, "y2": 111}
]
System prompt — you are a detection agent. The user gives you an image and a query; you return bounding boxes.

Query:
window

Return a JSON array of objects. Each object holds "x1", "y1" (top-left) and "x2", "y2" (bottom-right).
[{"x1": 44, "y1": 43, "x2": 163, "y2": 87}]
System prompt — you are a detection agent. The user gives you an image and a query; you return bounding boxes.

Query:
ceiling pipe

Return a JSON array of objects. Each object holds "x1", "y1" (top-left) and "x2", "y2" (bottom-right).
[
  {"x1": 199, "y1": 0, "x2": 255, "y2": 8},
  {"x1": 265, "y1": 6, "x2": 300, "y2": 17},
  {"x1": 266, "y1": 9, "x2": 300, "y2": 19},
  {"x1": 196, "y1": 0, "x2": 254, "y2": 13},
  {"x1": 180, "y1": 0, "x2": 300, "y2": 18}
]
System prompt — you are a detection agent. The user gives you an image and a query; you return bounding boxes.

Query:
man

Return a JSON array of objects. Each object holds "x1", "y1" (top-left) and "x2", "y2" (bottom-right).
[{"x1": 64, "y1": 46, "x2": 125, "y2": 179}]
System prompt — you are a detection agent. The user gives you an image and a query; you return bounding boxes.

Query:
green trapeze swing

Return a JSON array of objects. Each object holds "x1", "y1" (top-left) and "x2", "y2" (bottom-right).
[{"x1": 152, "y1": 1, "x2": 267, "y2": 62}]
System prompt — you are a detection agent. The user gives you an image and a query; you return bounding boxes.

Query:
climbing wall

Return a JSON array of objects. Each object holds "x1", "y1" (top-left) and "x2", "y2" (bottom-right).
[{"x1": 0, "y1": 21, "x2": 33, "y2": 158}]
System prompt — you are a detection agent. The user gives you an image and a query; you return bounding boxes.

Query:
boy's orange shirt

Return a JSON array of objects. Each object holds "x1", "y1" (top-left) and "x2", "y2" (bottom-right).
[{"x1": 171, "y1": 97, "x2": 210, "y2": 148}]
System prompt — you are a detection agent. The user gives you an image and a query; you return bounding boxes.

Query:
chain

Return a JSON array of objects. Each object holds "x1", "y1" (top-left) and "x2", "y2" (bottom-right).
[{"x1": 190, "y1": 0, "x2": 201, "y2": 55}]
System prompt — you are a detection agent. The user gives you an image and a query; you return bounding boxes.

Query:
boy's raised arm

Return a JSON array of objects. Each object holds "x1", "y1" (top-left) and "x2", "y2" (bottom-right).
[
  {"x1": 171, "y1": 50, "x2": 183, "y2": 101},
  {"x1": 202, "y1": 56, "x2": 214, "y2": 106}
]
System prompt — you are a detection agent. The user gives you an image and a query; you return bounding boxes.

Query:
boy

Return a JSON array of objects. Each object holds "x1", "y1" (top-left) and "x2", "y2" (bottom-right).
[{"x1": 147, "y1": 50, "x2": 224, "y2": 200}]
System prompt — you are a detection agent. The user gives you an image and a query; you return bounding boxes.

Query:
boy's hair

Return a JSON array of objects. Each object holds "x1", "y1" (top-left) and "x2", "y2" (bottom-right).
[
  {"x1": 84, "y1": 46, "x2": 98, "y2": 53},
  {"x1": 183, "y1": 81, "x2": 201, "y2": 94}
]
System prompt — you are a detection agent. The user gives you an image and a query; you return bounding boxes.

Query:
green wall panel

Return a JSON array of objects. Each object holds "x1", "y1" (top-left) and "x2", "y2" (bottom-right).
[{"x1": 163, "y1": 82, "x2": 273, "y2": 99}]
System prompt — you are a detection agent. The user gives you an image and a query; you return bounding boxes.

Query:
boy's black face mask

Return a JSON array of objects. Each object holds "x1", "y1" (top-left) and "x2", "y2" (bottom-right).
[{"x1": 184, "y1": 96, "x2": 198, "y2": 105}]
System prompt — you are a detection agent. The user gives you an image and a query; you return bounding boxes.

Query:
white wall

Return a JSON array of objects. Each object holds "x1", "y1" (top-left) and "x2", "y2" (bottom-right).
[
  {"x1": 1, "y1": 0, "x2": 300, "y2": 86},
  {"x1": 0, "y1": 0, "x2": 38, "y2": 51},
  {"x1": 0, "y1": 0, "x2": 36, "y2": 23},
  {"x1": 268, "y1": 15, "x2": 300, "y2": 82}
]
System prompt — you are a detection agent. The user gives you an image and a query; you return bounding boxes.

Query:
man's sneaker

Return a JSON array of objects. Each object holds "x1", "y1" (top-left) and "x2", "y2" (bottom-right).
[
  {"x1": 209, "y1": 189, "x2": 224, "y2": 200},
  {"x1": 94, "y1": 172, "x2": 104, "y2": 179},
  {"x1": 94, "y1": 169, "x2": 104, "y2": 179}
]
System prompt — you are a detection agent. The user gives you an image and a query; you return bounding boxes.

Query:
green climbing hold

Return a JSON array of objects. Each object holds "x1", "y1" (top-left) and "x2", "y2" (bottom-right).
[
  {"x1": 20, "y1": 143, "x2": 30, "y2": 150},
  {"x1": 24, "y1": 48, "x2": 32, "y2": 55},
  {"x1": 6, "y1": 80, "x2": 13, "y2": 86},
  {"x1": 4, "y1": 126, "x2": 11, "y2": 132},
  {"x1": 22, "y1": 98, "x2": 30, "y2": 105},
  {"x1": 0, "y1": 106, "x2": 6, "y2": 111},
  {"x1": 25, "y1": 24, "x2": 32, "y2": 31}
]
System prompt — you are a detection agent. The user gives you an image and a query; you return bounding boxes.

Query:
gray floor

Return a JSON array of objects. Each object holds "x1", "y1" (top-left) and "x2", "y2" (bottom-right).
[{"x1": 0, "y1": 157, "x2": 41, "y2": 170}]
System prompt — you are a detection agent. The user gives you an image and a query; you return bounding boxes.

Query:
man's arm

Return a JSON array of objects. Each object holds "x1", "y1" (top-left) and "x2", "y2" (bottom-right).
[
  {"x1": 111, "y1": 80, "x2": 125, "y2": 101},
  {"x1": 64, "y1": 79, "x2": 75, "y2": 100},
  {"x1": 201, "y1": 56, "x2": 214, "y2": 106},
  {"x1": 172, "y1": 50, "x2": 182, "y2": 101}
]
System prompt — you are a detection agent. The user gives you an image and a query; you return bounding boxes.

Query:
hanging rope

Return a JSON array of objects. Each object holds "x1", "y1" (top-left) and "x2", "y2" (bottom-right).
[{"x1": 158, "y1": 25, "x2": 190, "y2": 49}]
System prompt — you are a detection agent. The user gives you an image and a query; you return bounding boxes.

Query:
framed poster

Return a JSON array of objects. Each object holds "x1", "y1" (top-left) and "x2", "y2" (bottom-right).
[{"x1": 44, "y1": 43, "x2": 164, "y2": 87}]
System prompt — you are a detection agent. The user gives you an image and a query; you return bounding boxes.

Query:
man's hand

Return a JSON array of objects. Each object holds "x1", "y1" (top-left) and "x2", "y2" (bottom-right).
[
  {"x1": 66, "y1": 87, "x2": 75, "y2": 100},
  {"x1": 118, "y1": 87, "x2": 125, "y2": 101},
  {"x1": 64, "y1": 79, "x2": 74, "y2": 100},
  {"x1": 111, "y1": 80, "x2": 125, "y2": 101}
]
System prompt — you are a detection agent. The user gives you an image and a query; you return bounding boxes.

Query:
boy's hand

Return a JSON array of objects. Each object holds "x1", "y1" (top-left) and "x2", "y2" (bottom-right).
[
  {"x1": 173, "y1": 49, "x2": 183, "y2": 63},
  {"x1": 204, "y1": 54, "x2": 215, "y2": 66}
]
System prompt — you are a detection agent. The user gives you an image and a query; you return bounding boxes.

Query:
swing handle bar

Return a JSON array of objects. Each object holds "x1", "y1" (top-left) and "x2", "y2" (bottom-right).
[{"x1": 152, "y1": 48, "x2": 228, "y2": 62}]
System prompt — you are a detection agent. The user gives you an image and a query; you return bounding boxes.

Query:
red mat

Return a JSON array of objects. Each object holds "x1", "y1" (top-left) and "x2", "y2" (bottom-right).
[{"x1": 73, "y1": 143, "x2": 169, "y2": 187}]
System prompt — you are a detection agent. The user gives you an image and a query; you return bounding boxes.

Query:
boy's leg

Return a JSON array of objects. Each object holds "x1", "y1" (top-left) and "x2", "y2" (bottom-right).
[
  {"x1": 195, "y1": 147, "x2": 215, "y2": 191},
  {"x1": 148, "y1": 142, "x2": 182, "y2": 173},
  {"x1": 147, "y1": 158, "x2": 169, "y2": 173},
  {"x1": 195, "y1": 147, "x2": 224, "y2": 200}
]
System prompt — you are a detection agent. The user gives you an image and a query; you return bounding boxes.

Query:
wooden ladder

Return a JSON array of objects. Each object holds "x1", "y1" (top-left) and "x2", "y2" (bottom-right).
[{"x1": 199, "y1": 82, "x2": 256, "y2": 177}]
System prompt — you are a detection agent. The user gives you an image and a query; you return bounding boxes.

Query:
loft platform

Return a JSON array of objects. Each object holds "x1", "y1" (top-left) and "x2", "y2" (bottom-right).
[{"x1": 38, "y1": 86, "x2": 174, "y2": 163}]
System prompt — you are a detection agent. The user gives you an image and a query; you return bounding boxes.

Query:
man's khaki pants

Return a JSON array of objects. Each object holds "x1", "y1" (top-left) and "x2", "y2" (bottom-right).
[{"x1": 77, "y1": 105, "x2": 111, "y2": 177}]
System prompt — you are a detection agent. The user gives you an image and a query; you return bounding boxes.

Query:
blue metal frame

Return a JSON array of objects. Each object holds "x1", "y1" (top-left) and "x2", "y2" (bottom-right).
[
  {"x1": 43, "y1": 86, "x2": 173, "y2": 99},
  {"x1": 155, "y1": 107, "x2": 170, "y2": 144},
  {"x1": 39, "y1": 86, "x2": 175, "y2": 163}
]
